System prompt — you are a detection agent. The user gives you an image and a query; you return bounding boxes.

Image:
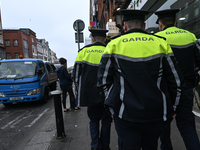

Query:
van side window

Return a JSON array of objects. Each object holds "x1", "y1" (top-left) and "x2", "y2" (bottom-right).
[
  {"x1": 50, "y1": 64, "x2": 56, "y2": 72},
  {"x1": 45, "y1": 64, "x2": 53, "y2": 72},
  {"x1": 39, "y1": 63, "x2": 45, "y2": 76}
]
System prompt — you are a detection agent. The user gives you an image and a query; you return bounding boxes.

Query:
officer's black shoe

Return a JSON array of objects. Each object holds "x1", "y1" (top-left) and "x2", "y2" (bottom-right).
[{"x1": 91, "y1": 147, "x2": 99, "y2": 150}]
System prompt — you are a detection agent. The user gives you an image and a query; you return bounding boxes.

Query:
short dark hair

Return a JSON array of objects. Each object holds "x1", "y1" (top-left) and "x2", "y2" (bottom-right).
[
  {"x1": 59, "y1": 57, "x2": 67, "y2": 65},
  {"x1": 159, "y1": 17, "x2": 175, "y2": 26},
  {"x1": 92, "y1": 36, "x2": 106, "y2": 43},
  {"x1": 125, "y1": 19, "x2": 144, "y2": 29}
]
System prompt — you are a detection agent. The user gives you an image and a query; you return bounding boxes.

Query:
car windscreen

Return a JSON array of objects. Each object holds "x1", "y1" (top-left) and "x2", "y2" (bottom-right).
[{"x1": 0, "y1": 61, "x2": 37, "y2": 79}]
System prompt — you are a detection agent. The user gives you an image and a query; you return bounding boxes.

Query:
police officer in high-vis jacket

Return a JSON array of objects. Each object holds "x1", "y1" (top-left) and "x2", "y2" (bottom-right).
[
  {"x1": 97, "y1": 9, "x2": 184, "y2": 150},
  {"x1": 73, "y1": 29, "x2": 112, "y2": 150},
  {"x1": 155, "y1": 9, "x2": 200, "y2": 150}
]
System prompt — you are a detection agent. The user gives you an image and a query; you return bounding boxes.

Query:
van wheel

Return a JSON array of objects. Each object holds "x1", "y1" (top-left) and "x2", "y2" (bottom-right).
[{"x1": 40, "y1": 88, "x2": 49, "y2": 104}]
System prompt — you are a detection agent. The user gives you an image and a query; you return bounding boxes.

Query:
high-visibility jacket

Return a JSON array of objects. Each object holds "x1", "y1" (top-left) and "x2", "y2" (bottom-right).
[
  {"x1": 155, "y1": 25, "x2": 200, "y2": 82},
  {"x1": 73, "y1": 42, "x2": 106, "y2": 107},
  {"x1": 97, "y1": 28, "x2": 184, "y2": 123}
]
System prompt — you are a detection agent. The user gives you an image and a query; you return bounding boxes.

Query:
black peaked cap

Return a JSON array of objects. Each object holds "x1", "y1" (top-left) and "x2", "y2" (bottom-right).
[
  {"x1": 155, "y1": 9, "x2": 179, "y2": 24},
  {"x1": 89, "y1": 29, "x2": 108, "y2": 37},
  {"x1": 119, "y1": 9, "x2": 149, "y2": 21}
]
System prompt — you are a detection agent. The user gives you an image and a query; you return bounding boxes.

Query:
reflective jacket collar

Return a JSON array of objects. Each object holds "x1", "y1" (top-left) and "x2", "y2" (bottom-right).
[
  {"x1": 79, "y1": 42, "x2": 106, "y2": 52},
  {"x1": 163, "y1": 24, "x2": 175, "y2": 30},
  {"x1": 125, "y1": 28, "x2": 148, "y2": 35},
  {"x1": 93, "y1": 42, "x2": 106, "y2": 46}
]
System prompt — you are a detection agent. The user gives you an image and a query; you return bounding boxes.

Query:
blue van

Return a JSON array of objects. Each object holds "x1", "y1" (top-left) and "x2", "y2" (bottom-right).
[{"x1": 0, "y1": 59, "x2": 58, "y2": 106}]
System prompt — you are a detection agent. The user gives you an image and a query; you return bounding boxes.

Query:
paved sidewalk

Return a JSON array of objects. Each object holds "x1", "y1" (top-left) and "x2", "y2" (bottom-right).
[
  {"x1": 23, "y1": 85, "x2": 200, "y2": 150},
  {"x1": 48, "y1": 106, "x2": 118, "y2": 150}
]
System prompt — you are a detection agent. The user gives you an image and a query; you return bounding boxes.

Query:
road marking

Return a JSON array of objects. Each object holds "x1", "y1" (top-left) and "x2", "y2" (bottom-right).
[
  {"x1": 25, "y1": 108, "x2": 50, "y2": 128},
  {"x1": 1, "y1": 111, "x2": 28, "y2": 129},
  {"x1": 0, "y1": 111, "x2": 18, "y2": 121},
  {"x1": 10, "y1": 111, "x2": 33, "y2": 128}
]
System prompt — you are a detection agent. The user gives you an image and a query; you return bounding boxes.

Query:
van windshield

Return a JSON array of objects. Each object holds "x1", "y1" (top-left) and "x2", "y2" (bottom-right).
[{"x1": 0, "y1": 61, "x2": 37, "y2": 79}]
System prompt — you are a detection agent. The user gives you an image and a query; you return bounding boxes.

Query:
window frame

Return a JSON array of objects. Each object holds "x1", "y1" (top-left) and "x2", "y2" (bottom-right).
[
  {"x1": 5, "y1": 40, "x2": 10, "y2": 47},
  {"x1": 6, "y1": 53, "x2": 11, "y2": 59},
  {"x1": 14, "y1": 53, "x2": 19, "y2": 59},
  {"x1": 13, "y1": 39, "x2": 19, "y2": 46}
]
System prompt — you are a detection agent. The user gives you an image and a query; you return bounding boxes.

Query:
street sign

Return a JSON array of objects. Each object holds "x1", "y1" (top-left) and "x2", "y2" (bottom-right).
[
  {"x1": 73, "y1": 19, "x2": 85, "y2": 31},
  {"x1": 75, "y1": 32, "x2": 84, "y2": 43}
]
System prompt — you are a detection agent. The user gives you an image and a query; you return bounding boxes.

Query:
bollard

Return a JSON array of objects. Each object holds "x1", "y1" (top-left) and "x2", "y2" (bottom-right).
[{"x1": 51, "y1": 90, "x2": 66, "y2": 139}]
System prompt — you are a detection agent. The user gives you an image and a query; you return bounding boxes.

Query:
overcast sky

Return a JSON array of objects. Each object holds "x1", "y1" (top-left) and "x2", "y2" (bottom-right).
[{"x1": 0, "y1": 0, "x2": 90, "y2": 67}]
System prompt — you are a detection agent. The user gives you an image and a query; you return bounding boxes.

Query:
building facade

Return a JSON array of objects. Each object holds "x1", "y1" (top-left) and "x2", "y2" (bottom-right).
[
  {"x1": 90, "y1": 0, "x2": 132, "y2": 36},
  {"x1": 0, "y1": 9, "x2": 5, "y2": 60},
  {"x1": 36, "y1": 39, "x2": 49, "y2": 61},
  {"x1": 3, "y1": 28, "x2": 37, "y2": 59},
  {"x1": 172, "y1": 0, "x2": 200, "y2": 39},
  {"x1": 131, "y1": 0, "x2": 200, "y2": 40},
  {"x1": 50, "y1": 50, "x2": 57, "y2": 63}
]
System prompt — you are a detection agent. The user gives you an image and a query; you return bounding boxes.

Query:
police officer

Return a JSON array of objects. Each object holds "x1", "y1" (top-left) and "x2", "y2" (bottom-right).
[
  {"x1": 154, "y1": 9, "x2": 200, "y2": 150},
  {"x1": 73, "y1": 29, "x2": 112, "y2": 150},
  {"x1": 97, "y1": 9, "x2": 184, "y2": 150}
]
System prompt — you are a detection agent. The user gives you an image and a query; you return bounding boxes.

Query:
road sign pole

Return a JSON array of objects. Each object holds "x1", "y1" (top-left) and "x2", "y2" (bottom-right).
[
  {"x1": 76, "y1": 21, "x2": 80, "y2": 51},
  {"x1": 73, "y1": 19, "x2": 85, "y2": 51}
]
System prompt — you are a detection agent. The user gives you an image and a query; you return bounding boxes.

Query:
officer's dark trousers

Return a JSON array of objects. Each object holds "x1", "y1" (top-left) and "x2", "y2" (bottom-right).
[
  {"x1": 160, "y1": 84, "x2": 200, "y2": 150},
  {"x1": 114, "y1": 115, "x2": 162, "y2": 150},
  {"x1": 60, "y1": 84, "x2": 76, "y2": 109},
  {"x1": 87, "y1": 105, "x2": 112, "y2": 150}
]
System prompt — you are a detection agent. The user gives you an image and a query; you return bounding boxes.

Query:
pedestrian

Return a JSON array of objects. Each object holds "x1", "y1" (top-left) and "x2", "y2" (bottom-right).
[
  {"x1": 56, "y1": 57, "x2": 79, "y2": 112},
  {"x1": 97, "y1": 9, "x2": 184, "y2": 150},
  {"x1": 73, "y1": 29, "x2": 112, "y2": 150},
  {"x1": 154, "y1": 9, "x2": 200, "y2": 150}
]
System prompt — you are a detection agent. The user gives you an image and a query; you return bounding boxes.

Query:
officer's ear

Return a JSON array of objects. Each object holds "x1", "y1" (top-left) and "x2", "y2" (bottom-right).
[
  {"x1": 124, "y1": 22, "x2": 128, "y2": 32},
  {"x1": 92, "y1": 37, "x2": 95, "y2": 43},
  {"x1": 158, "y1": 21, "x2": 165, "y2": 31},
  {"x1": 143, "y1": 23, "x2": 146, "y2": 30}
]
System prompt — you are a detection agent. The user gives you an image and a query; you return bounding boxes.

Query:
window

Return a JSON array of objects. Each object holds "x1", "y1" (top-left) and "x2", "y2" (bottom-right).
[
  {"x1": 32, "y1": 37, "x2": 34, "y2": 43},
  {"x1": 13, "y1": 39, "x2": 18, "y2": 46},
  {"x1": 0, "y1": 49, "x2": 5, "y2": 59},
  {"x1": 45, "y1": 63, "x2": 53, "y2": 72},
  {"x1": 23, "y1": 39, "x2": 29, "y2": 58},
  {"x1": 5, "y1": 40, "x2": 10, "y2": 46},
  {"x1": 0, "y1": 34, "x2": 3, "y2": 44},
  {"x1": 6, "y1": 53, "x2": 11, "y2": 59},
  {"x1": 15, "y1": 53, "x2": 19, "y2": 59},
  {"x1": 32, "y1": 45, "x2": 36, "y2": 53},
  {"x1": 23, "y1": 39, "x2": 28, "y2": 49},
  {"x1": 50, "y1": 64, "x2": 56, "y2": 72},
  {"x1": 39, "y1": 63, "x2": 45, "y2": 77}
]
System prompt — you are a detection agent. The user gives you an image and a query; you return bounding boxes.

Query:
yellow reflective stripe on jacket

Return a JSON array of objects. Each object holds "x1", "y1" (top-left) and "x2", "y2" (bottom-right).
[
  {"x1": 103, "y1": 32, "x2": 173, "y2": 58},
  {"x1": 75, "y1": 45, "x2": 105, "y2": 65},
  {"x1": 155, "y1": 26, "x2": 197, "y2": 46}
]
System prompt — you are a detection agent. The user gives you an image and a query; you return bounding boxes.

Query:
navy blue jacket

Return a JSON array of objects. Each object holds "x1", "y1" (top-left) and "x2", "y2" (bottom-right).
[{"x1": 56, "y1": 65, "x2": 72, "y2": 86}]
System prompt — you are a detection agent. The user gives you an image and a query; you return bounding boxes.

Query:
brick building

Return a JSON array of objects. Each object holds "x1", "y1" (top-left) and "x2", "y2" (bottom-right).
[
  {"x1": 90, "y1": 0, "x2": 132, "y2": 36},
  {"x1": 3, "y1": 28, "x2": 37, "y2": 59},
  {"x1": 0, "y1": 10, "x2": 5, "y2": 59}
]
